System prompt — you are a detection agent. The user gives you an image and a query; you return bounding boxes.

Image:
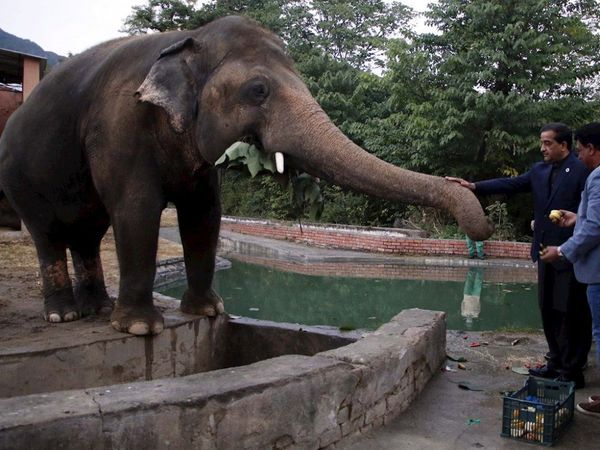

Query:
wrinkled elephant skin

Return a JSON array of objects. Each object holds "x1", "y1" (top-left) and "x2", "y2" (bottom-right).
[{"x1": 0, "y1": 16, "x2": 492, "y2": 335}]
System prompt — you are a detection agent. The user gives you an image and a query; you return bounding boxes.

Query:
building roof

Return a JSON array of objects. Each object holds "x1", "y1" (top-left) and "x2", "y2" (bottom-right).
[{"x1": 0, "y1": 48, "x2": 47, "y2": 84}]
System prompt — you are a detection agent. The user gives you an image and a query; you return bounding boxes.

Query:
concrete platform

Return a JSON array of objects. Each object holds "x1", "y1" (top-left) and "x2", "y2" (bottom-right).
[{"x1": 0, "y1": 309, "x2": 445, "y2": 450}]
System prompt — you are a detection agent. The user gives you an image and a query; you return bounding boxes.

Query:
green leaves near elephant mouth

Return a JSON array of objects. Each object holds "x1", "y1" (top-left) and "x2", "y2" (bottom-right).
[
  {"x1": 216, "y1": 142, "x2": 276, "y2": 177},
  {"x1": 215, "y1": 141, "x2": 324, "y2": 220}
]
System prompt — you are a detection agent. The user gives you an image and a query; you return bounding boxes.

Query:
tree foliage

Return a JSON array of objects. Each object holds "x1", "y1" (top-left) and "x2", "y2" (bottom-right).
[{"x1": 387, "y1": 0, "x2": 600, "y2": 180}]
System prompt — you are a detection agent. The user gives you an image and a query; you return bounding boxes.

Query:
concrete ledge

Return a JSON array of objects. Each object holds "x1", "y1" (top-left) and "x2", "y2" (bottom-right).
[
  {"x1": 0, "y1": 305, "x2": 230, "y2": 398},
  {"x1": 0, "y1": 309, "x2": 445, "y2": 449}
]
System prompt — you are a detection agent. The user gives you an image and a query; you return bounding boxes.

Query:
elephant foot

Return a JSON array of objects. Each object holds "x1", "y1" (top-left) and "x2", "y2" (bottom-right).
[
  {"x1": 43, "y1": 290, "x2": 79, "y2": 323},
  {"x1": 110, "y1": 303, "x2": 164, "y2": 335},
  {"x1": 75, "y1": 284, "x2": 114, "y2": 317},
  {"x1": 180, "y1": 288, "x2": 224, "y2": 317}
]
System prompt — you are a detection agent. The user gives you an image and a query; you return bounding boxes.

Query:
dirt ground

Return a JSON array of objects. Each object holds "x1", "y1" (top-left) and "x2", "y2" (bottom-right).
[{"x1": 0, "y1": 209, "x2": 182, "y2": 345}]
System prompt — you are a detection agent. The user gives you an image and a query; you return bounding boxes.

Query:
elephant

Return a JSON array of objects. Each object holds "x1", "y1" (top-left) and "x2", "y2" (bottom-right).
[
  {"x1": 0, "y1": 192, "x2": 20, "y2": 230},
  {"x1": 0, "y1": 16, "x2": 492, "y2": 336}
]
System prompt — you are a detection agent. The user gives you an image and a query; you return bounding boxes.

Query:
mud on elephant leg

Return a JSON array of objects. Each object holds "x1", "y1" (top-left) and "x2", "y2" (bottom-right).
[{"x1": 40, "y1": 259, "x2": 79, "y2": 323}]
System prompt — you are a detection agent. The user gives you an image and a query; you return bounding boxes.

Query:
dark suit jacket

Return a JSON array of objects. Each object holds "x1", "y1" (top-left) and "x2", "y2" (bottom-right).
[{"x1": 474, "y1": 152, "x2": 589, "y2": 262}]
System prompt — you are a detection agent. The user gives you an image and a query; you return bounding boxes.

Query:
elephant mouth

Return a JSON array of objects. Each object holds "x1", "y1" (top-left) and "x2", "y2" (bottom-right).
[{"x1": 239, "y1": 134, "x2": 285, "y2": 174}]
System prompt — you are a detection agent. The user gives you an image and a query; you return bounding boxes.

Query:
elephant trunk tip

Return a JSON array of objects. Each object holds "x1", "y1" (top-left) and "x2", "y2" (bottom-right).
[
  {"x1": 442, "y1": 180, "x2": 494, "y2": 241},
  {"x1": 463, "y1": 218, "x2": 495, "y2": 241}
]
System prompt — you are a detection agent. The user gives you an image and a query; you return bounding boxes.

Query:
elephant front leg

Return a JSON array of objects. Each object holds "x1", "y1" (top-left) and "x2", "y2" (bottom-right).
[
  {"x1": 110, "y1": 201, "x2": 164, "y2": 335},
  {"x1": 176, "y1": 177, "x2": 224, "y2": 317}
]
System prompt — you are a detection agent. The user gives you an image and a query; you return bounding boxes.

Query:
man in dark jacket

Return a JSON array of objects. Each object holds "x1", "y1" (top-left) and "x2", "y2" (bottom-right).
[{"x1": 447, "y1": 123, "x2": 592, "y2": 388}]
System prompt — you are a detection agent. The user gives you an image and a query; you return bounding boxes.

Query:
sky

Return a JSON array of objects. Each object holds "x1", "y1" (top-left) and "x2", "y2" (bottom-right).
[{"x1": 1, "y1": 0, "x2": 433, "y2": 57}]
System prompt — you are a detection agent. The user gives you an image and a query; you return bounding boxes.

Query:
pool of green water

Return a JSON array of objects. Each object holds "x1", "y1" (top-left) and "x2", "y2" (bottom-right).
[{"x1": 158, "y1": 261, "x2": 540, "y2": 332}]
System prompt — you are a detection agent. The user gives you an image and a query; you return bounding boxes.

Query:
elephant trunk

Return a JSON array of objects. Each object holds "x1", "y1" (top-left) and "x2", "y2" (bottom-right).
[{"x1": 265, "y1": 94, "x2": 493, "y2": 241}]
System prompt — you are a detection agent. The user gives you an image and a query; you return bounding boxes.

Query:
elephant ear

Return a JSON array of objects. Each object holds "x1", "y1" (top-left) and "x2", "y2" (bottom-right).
[{"x1": 136, "y1": 37, "x2": 200, "y2": 134}]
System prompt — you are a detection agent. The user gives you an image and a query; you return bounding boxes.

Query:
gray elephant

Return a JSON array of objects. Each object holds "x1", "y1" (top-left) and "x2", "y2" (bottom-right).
[{"x1": 0, "y1": 16, "x2": 492, "y2": 335}]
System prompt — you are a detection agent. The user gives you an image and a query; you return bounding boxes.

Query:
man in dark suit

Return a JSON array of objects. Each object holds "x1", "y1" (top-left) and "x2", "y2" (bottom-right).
[
  {"x1": 541, "y1": 122, "x2": 600, "y2": 414},
  {"x1": 447, "y1": 123, "x2": 592, "y2": 388}
]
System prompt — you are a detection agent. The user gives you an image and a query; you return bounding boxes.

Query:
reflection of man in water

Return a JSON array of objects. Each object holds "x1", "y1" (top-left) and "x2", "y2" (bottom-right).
[{"x1": 462, "y1": 268, "x2": 484, "y2": 327}]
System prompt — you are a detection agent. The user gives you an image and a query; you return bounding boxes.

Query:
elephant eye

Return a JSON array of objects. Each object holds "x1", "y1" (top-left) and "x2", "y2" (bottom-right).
[{"x1": 242, "y1": 78, "x2": 270, "y2": 106}]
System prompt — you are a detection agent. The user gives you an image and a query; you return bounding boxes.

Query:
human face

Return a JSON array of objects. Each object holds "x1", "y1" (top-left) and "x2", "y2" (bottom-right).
[
  {"x1": 540, "y1": 130, "x2": 569, "y2": 163},
  {"x1": 576, "y1": 140, "x2": 597, "y2": 170}
]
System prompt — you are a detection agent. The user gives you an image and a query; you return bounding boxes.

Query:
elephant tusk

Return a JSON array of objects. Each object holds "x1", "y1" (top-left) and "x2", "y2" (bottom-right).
[{"x1": 275, "y1": 152, "x2": 285, "y2": 174}]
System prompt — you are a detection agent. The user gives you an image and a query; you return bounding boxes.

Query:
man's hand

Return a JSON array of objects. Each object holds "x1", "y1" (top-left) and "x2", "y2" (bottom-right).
[
  {"x1": 539, "y1": 245, "x2": 561, "y2": 262},
  {"x1": 445, "y1": 177, "x2": 475, "y2": 191},
  {"x1": 557, "y1": 210, "x2": 577, "y2": 227}
]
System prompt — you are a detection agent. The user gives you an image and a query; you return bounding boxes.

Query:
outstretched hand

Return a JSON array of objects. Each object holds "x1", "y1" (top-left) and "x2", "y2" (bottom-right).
[{"x1": 445, "y1": 176, "x2": 476, "y2": 191}]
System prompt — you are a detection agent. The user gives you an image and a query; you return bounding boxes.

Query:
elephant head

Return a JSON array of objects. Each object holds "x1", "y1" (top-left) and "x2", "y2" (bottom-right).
[{"x1": 137, "y1": 16, "x2": 492, "y2": 240}]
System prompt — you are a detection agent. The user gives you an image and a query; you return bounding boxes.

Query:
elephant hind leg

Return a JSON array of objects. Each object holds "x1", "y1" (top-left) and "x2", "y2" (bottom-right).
[
  {"x1": 70, "y1": 242, "x2": 113, "y2": 317},
  {"x1": 34, "y1": 240, "x2": 79, "y2": 323}
]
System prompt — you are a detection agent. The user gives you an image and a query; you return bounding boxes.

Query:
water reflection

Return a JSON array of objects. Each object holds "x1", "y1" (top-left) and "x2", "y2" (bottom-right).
[
  {"x1": 462, "y1": 268, "x2": 483, "y2": 328},
  {"x1": 158, "y1": 259, "x2": 541, "y2": 332}
]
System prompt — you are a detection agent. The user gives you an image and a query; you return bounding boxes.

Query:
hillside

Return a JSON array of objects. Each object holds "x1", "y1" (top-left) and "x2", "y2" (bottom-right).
[{"x1": 0, "y1": 28, "x2": 65, "y2": 67}]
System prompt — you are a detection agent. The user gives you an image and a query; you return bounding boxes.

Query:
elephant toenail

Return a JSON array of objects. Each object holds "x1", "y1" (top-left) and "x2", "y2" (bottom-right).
[
  {"x1": 48, "y1": 313, "x2": 61, "y2": 323},
  {"x1": 64, "y1": 312, "x2": 79, "y2": 321},
  {"x1": 128, "y1": 322, "x2": 150, "y2": 335}
]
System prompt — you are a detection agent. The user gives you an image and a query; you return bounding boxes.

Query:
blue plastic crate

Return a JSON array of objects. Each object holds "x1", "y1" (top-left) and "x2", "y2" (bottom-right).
[{"x1": 501, "y1": 377, "x2": 574, "y2": 446}]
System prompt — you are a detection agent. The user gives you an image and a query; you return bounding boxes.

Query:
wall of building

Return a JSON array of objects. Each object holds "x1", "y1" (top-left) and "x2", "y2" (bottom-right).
[
  {"x1": 22, "y1": 57, "x2": 40, "y2": 101},
  {"x1": 0, "y1": 89, "x2": 22, "y2": 136}
]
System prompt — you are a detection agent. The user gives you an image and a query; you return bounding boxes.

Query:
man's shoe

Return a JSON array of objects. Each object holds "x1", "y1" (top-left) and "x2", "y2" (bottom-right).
[
  {"x1": 557, "y1": 373, "x2": 585, "y2": 390},
  {"x1": 576, "y1": 400, "x2": 600, "y2": 417},
  {"x1": 528, "y1": 366, "x2": 559, "y2": 379}
]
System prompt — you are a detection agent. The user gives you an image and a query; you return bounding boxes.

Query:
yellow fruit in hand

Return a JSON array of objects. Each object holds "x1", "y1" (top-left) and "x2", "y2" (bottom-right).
[{"x1": 549, "y1": 210, "x2": 563, "y2": 223}]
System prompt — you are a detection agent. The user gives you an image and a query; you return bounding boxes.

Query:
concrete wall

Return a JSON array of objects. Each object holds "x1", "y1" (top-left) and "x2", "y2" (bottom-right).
[
  {"x1": 0, "y1": 309, "x2": 445, "y2": 450},
  {"x1": 221, "y1": 216, "x2": 532, "y2": 259}
]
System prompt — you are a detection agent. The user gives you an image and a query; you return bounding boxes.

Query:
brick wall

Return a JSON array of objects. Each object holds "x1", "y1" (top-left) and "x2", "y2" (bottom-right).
[
  {"x1": 222, "y1": 253, "x2": 537, "y2": 283},
  {"x1": 221, "y1": 216, "x2": 532, "y2": 260}
]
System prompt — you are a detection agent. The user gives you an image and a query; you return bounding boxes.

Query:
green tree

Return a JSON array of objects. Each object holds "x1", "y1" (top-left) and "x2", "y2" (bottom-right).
[
  {"x1": 123, "y1": 0, "x2": 288, "y2": 34},
  {"x1": 123, "y1": 0, "x2": 199, "y2": 33},
  {"x1": 387, "y1": 0, "x2": 600, "y2": 180},
  {"x1": 380, "y1": 0, "x2": 600, "y2": 237},
  {"x1": 294, "y1": 0, "x2": 411, "y2": 70}
]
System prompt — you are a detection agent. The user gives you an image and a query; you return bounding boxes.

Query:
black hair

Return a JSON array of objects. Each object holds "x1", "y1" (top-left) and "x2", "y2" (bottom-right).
[
  {"x1": 540, "y1": 122, "x2": 572, "y2": 151},
  {"x1": 575, "y1": 122, "x2": 600, "y2": 150}
]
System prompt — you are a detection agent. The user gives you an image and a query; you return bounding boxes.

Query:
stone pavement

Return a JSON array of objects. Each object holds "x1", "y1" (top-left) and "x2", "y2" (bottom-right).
[{"x1": 340, "y1": 330, "x2": 599, "y2": 449}]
